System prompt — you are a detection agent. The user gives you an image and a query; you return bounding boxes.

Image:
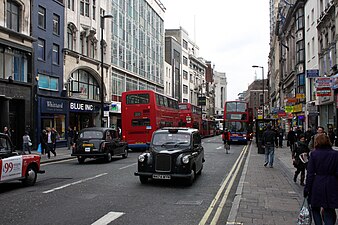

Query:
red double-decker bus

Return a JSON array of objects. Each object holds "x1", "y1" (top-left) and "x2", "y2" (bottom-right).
[
  {"x1": 178, "y1": 103, "x2": 202, "y2": 130},
  {"x1": 121, "y1": 90, "x2": 179, "y2": 149},
  {"x1": 224, "y1": 101, "x2": 252, "y2": 144}
]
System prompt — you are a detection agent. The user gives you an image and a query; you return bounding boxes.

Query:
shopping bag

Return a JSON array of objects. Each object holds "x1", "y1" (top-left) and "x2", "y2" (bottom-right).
[
  {"x1": 297, "y1": 197, "x2": 312, "y2": 225},
  {"x1": 37, "y1": 143, "x2": 42, "y2": 153}
]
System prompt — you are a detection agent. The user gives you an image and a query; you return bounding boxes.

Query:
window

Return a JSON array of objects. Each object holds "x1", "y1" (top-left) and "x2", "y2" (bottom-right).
[
  {"x1": 183, "y1": 40, "x2": 188, "y2": 50},
  {"x1": 80, "y1": 0, "x2": 84, "y2": 15},
  {"x1": 80, "y1": 0, "x2": 89, "y2": 16},
  {"x1": 53, "y1": 14, "x2": 60, "y2": 35},
  {"x1": 38, "y1": 38, "x2": 45, "y2": 60},
  {"x1": 92, "y1": 0, "x2": 96, "y2": 20},
  {"x1": 67, "y1": 27, "x2": 74, "y2": 50},
  {"x1": 38, "y1": 6, "x2": 46, "y2": 29},
  {"x1": 52, "y1": 44, "x2": 59, "y2": 65},
  {"x1": 183, "y1": 85, "x2": 188, "y2": 94},
  {"x1": 183, "y1": 70, "x2": 188, "y2": 80},
  {"x1": 69, "y1": 70, "x2": 100, "y2": 100},
  {"x1": 68, "y1": 0, "x2": 74, "y2": 10},
  {"x1": 7, "y1": 1, "x2": 20, "y2": 32},
  {"x1": 183, "y1": 56, "x2": 188, "y2": 66},
  {"x1": 39, "y1": 74, "x2": 59, "y2": 91}
]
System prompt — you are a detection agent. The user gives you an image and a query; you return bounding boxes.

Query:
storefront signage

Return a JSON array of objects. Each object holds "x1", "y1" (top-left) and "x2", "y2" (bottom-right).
[
  {"x1": 69, "y1": 101, "x2": 99, "y2": 112},
  {"x1": 331, "y1": 74, "x2": 338, "y2": 89},
  {"x1": 315, "y1": 77, "x2": 332, "y2": 88},
  {"x1": 285, "y1": 105, "x2": 294, "y2": 113},
  {"x1": 306, "y1": 69, "x2": 319, "y2": 78},
  {"x1": 316, "y1": 87, "x2": 331, "y2": 97},
  {"x1": 198, "y1": 96, "x2": 206, "y2": 106},
  {"x1": 293, "y1": 104, "x2": 303, "y2": 113},
  {"x1": 286, "y1": 98, "x2": 297, "y2": 103},
  {"x1": 296, "y1": 93, "x2": 305, "y2": 99},
  {"x1": 41, "y1": 98, "x2": 67, "y2": 113},
  {"x1": 110, "y1": 101, "x2": 121, "y2": 113}
]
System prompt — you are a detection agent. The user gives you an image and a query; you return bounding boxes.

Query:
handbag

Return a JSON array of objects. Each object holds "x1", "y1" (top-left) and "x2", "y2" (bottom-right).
[
  {"x1": 28, "y1": 141, "x2": 32, "y2": 146},
  {"x1": 297, "y1": 197, "x2": 312, "y2": 225}
]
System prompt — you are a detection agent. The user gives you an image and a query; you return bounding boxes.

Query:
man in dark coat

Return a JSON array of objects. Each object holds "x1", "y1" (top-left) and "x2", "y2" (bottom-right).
[
  {"x1": 304, "y1": 133, "x2": 338, "y2": 224},
  {"x1": 287, "y1": 128, "x2": 296, "y2": 152},
  {"x1": 262, "y1": 124, "x2": 276, "y2": 168}
]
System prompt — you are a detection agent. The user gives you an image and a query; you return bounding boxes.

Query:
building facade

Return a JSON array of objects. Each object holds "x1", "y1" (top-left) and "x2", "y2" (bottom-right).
[
  {"x1": 0, "y1": 0, "x2": 34, "y2": 147},
  {"x1": 32, "y1": 0, "x2": 65, "y2": 146}
]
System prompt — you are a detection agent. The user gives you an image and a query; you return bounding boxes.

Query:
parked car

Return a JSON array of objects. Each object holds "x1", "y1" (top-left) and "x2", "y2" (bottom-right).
[
  {"x1": 134, "y1": 127, "x2": 205, "y2": 185},
  {"x1": 72, "y1": 127, "x2": 128, "y2": 164},
  {"x1": 0, "y1": 133, "x2": 44, "y2": 186}
]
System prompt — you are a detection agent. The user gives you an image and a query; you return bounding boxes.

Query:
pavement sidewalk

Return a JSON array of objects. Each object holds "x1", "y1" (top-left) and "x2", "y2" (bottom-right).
[
  {"x1": 26, "y1": 147, "x2": 75, "y2": 164},
  {"x1": 227, "y1": 141, "x2": 305, "y2": 225}
]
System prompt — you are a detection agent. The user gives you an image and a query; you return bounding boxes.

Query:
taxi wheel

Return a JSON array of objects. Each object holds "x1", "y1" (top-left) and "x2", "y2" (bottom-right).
[
  {"x1": 22, "y1": 166, "x2": 37, "y2": 186},
  {"x1": 139, "y1": 176, "x2": 148, "y2": 184},
  {"x1": 78, "y1": 157, "x2": 85, "y2": 164},
  {"x1": 122, "y1": 148, "x2": 128, "y2": 158},
  {"x1": 105, "y1": 152, "x2": 112, "y2": 163},
  {"x1": 187, "y1": 168, "x2": 196, "y2": 186}
]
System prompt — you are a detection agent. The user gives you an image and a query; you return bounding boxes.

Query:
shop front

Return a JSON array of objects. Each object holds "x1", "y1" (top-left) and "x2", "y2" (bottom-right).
[
  {"x1": 109, "y1": 101, "x2": 121, "y2": 129},
  {"x1": 69, "y1": 100, "x2": 101, "y2": 131},
  {"x1": 39, "y1": 97, "x2": 68, "y2": 147}
]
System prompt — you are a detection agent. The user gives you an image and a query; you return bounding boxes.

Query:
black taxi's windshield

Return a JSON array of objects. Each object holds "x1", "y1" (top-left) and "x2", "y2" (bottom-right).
[
  {"x1": 152, "y1": 133, "x2": 190, "y2": 149},
  {"x1": 79, "y1": 131, "x2": 104, "y2": 139}
]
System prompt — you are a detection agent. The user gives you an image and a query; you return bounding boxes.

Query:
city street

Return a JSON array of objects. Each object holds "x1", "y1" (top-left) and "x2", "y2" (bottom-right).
[{"x1": 0, "y1": 135, "x2": 246, "y2": 225}]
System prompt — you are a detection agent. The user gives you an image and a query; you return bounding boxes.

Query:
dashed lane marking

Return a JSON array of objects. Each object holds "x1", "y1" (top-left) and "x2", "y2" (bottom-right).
[
  {"x1": 43, "y1": 173, "x2": 108, "y2": 193},
  {"x1": 91, "y1": 212, "x2": 125, "y2": 225}
]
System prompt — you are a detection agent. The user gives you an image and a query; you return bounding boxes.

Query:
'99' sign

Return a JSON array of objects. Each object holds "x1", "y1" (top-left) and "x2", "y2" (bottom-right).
[{"x1": 3, "y1": 162, "x2": 14, "y2": 173}]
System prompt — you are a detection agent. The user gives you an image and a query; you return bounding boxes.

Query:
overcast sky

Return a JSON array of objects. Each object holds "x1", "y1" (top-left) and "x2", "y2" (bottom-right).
[{"x1": 161, "y1": 0, "x2": 270, "y2": 101}]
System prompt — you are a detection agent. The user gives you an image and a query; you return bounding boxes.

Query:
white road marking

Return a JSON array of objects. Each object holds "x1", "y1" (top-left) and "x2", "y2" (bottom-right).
[
  {"x1": 91, "y1": 212, "x2": 125, "y2": 225},
  {"x1": 119, "y1": 162, "x2": 137, "y2": 170},
  {"x1": 216, "y1": 146, "x2": 222, "y2": 149},
  {"x1": 43, "y1": 173, "x2": 108, "y2": 194}
]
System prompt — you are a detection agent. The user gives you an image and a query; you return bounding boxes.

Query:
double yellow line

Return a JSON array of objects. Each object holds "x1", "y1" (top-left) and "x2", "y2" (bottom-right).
[{"x1": 199, "y1": 145, "x2": 248, "y2": 225}]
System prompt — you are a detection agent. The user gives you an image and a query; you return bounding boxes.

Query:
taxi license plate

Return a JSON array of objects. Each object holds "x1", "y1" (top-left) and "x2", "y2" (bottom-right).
[{"x1": 152, "y1": 174, "x2": 171, "y2": 180}]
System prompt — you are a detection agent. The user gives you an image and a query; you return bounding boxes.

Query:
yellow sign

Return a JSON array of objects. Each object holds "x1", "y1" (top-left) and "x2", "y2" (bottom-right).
[
  {"x1": 296, "y1": 93, "x2": 305, "y2": 99},
  {"x1": 293, "y1": 104, "x2": 303, "y2": 112}
]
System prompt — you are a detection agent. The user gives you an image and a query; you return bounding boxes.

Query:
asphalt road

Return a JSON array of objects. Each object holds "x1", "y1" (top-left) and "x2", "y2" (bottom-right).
[{"x1": 0, "y1": 136, "x2": 249, "y2": 225}]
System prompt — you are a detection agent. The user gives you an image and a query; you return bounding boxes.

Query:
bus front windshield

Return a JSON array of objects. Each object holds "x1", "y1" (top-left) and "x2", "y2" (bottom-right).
[{"x1": 225, "y1": 122, "x2": 248, "y2": 133}]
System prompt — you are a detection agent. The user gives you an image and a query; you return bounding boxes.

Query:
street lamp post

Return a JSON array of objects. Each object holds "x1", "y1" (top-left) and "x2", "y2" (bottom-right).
[
  {"x1": 252, "y1": 65, "x2": 264, "y2": 119},
  {"x1": 100, "y1": 15, "x2": 113, "y2": 127}
]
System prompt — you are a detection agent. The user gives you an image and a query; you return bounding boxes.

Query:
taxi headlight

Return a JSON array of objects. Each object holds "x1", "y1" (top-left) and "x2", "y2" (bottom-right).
[
  {"x1": 138, "y1": 154, "x2": 146, "y2": 162},
  {"x1": 182, "y1": 155, "x2": 190, "y2": 164}
]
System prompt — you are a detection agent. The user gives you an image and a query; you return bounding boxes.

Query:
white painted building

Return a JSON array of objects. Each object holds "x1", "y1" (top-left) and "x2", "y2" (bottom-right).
[{"x1": 213, "y1": 71, "x2": 227, "y2": 116}]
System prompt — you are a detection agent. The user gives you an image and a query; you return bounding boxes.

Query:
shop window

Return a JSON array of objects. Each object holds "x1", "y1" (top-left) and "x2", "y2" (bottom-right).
[{"x1": 41, "y1": 114, "x2": 65, "y2": 140}]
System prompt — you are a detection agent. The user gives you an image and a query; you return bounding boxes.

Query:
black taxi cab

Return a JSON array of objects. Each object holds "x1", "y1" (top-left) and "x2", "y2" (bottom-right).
[
  {"x1": 134, "y1": 127, "x2": 205, "y2": 185},
  {"x1": 0, "y1": 133, "x2": 44, "y2": 186},
  {"x1": 72, "y1": 127, "x2": 128, "y2": 164}
]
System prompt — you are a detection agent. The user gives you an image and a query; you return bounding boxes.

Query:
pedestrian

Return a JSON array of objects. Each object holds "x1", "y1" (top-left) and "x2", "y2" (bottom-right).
[
  {"x1": 46, "y1": 127, "x2": 56, "y2": 159},
  {"x1": 22, "y1": 131, "x2": 32, "y2": 154},
  {"x1": 40, "y1": 129, "x2": 47, "y2": 154},
  {"x1": 308, "y1": 126, "x2": 325, "y2": 151},
  {"x1": 305, "y1": 126, "x2": 313, "y2": 146},
  {"x1": 304, "y1": 133, "x2": 338, "y2": 225},
  {"x1": 287, "y1": 127, "x2": 296, "y2": 152},
  {"x1": 51, "y1": 127, "x2": 59, "y2": 152},
  {"x1": 72, "y1": 126, "x2": 79, "y2": 150},
  {"x1": 327, "y1": 127, "x2": 335, "y2": 146},
  {"x1": 3, "y1": 126, "x2": 11, "y2": 137},
  {"x1": 295, "y1": 126, "x2": 303, "y2": 140},
  {"x1": 222, "y1": 128, "x2": 231, "y2": 154},
  {"x1": 292, "y1": 134, "x2": 309, "y2": 186},
  {"x1": 262, "y1": 124, "x2": 276, "y2": 168},
  {"x1": 278, "y1": 126, "x2": 284, "y2": 147},
  {"x1": 67, "y1": 126, "x2": 74, "y2": 150}
]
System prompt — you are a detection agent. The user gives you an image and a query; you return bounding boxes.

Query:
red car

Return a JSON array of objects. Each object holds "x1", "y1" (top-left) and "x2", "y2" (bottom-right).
[{"x1": 0, "y1": 133, "x2": 44, "y2": 186}]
